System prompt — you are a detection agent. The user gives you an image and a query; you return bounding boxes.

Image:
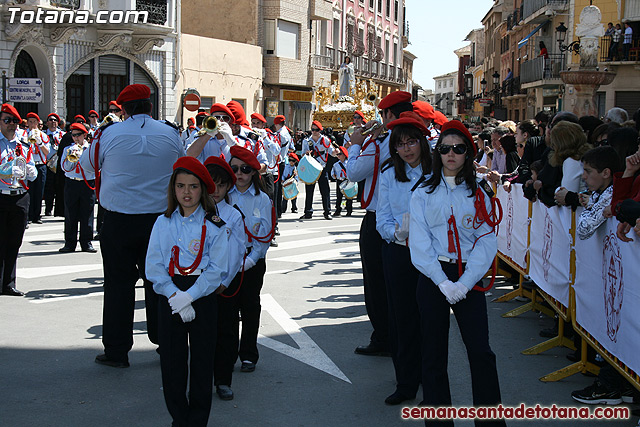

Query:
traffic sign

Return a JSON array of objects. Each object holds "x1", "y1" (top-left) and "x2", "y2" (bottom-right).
[
  {"x1": 8, "y1": 78, "x2": 43, "y2": 103},
  {"x1": 183, "y1": 93, "x2": 201, "y2": 112}
]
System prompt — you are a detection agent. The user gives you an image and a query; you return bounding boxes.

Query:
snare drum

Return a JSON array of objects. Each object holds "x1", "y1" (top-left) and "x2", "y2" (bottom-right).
[
  {"x1": 339, "y1": 180, "x2": 358, "y2": 199},
  {"x1": 282, "y1": 177, "x2": 299, "y2": 200},
  {"x1": 298, "y1": 154, "x2": 322, "y2": 185}
]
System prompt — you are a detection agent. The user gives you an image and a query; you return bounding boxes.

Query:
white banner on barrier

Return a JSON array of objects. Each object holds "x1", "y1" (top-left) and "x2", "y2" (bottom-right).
[
  {"x1": 528, "y1": 202, "x2": 572, "y2": 307},
  {"x1": 496, "y1": 184, "x2": 529, "y2": 272},
  {"x1": 575, "y1": 218, "x2": 640, "y2": 376}
]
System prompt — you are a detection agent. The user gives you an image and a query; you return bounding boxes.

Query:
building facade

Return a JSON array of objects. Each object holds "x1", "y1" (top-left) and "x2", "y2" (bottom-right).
[
  {"x1": 433, "y1": 71, "x2": 457, "y2": 117},
  {"x1": 1, "y1": 0, "x2": 177, "y2": 122}
]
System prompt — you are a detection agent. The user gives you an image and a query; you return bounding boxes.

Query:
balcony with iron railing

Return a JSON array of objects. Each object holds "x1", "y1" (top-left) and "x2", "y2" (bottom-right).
[
  {"x1": 522, "y1": 0, "x2": 568, "y2": 23},
  {"x1": 599, "y1": 36, "x2": 640, "y2": 62},
  {"x1": 501, "y1": 76, "x2": 526, "y2": 97},
  {"x1": 311, "y1": 48, "x2": 407, "y2": 85},
  {"x1": 520, "y1": 53, "x2": 565, "y2": 85}
]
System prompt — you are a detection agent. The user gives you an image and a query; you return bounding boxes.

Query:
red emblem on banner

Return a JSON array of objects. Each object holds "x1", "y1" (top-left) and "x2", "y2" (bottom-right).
[
  {"x1": 506, "y1": 192, "x2": 514, "y2": 251},
  {"x1": 542, "y1": 211, "x2": 553, "y2": 282},
  {"x1": 602, "y1": 232, "x2": 624, "y2": 343}
]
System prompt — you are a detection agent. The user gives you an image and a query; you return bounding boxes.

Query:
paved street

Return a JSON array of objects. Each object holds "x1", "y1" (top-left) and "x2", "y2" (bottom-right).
[{"x1": 0, "y1": 190, "x2": 637, "y2": 426}]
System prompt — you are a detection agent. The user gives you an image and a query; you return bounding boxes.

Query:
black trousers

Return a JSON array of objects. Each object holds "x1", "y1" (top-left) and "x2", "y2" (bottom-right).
[
  {"x1": 43, "y1": 168, "x2": 57, "y2": 215},
  {"x1": 158, "y1": 275, "x2": 217, "y2": 427},
  {"x1": 281, "y1": 196, "x2": 297, "y2": 212},
  {"x1": 262, "y1": 173, "x2": 275, "y2": 201},
  {"x1": 0, "y1": 193, "x2": 29, "y2": 290},
  {"x1": 28, "y1": 164, "x2": 47, "y2": 222},
  {"x1": 382, "y1": 242, "x2": 421, "y2": 397},
  {"x1": 100, "y1": 210, "x2": 161, "y2": 362},
  {"x1": 304, "y1": 164, "x2": 331, "y2": 216},
  {"x1": 334, "y1": 179, "x2": 353, "y2": 213},
  {"x1": 623, "y1": 42, "x2": 631, "y2": 60},
  {"x1": 214, "y1": 258, "x2": 266, "y2": 386},
  {"x1": 63, "y1": 179, "x2": 95, "y2": 249},
  {"x1": 609, "y1": 41, "x2": 619, "y2": 60},
  {"x1": 359, "y1": 211, "x2": 389, "y2": 347},
  {"x1": 96, "y1": 203, "x2": 105, "y2": 235},
  {"x1": 274, "y1": 163, "x2": 284, "y2": 218},
  {"x1": 417, "y1": 262, "x2": 505, "y2": 427}
]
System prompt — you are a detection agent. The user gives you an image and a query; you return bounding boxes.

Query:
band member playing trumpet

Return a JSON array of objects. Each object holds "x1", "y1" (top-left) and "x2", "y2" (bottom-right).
[
  {"x1": 186, "y1": 104, "x2": 237, "y2": 162},
  {"x1": 343, "y1": 110, "x2": 366, "y2": 147},
  {"x1": 59, "y1": 123, "x2": 96, "y2": 253},
  {"x1": 300, "y1": 120, "x2": 335, "y2": 220},
  {"x1": 25, "y1": 112, "x2": 51, "y2": 224}
]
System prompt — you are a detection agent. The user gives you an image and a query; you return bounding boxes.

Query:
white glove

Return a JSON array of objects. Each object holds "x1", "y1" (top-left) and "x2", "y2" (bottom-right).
[
  {"x1": 218, "y1": 122, "x2": 237, "y2": 147},
  {"x1": 256, "y1": 128, "x2": 268, "y2": 139},
  {"x1": 451, "y1": 282, "x2": 470, "y2": 304},
  {"x1": 243, "y1": 257, "x2": 257, "y2": 271},
  {"x1": 394, "y1": 212, "x2": 411, "y2": 241},
  {"x1": 206, "y1": 127, "x2": 219, "y2": 138},
  {"x1": 178, "y1": 304, "x2": 196, "y2": 323},
  {"x1": 12, "y1": 165, "x2": 26, "y2": 179},
  {"x1": 169, "y1": 290, "x2": 194, "y2": 314},
  {"x1": 437, "y1": 280, "x2": 457, "y2": 304}
]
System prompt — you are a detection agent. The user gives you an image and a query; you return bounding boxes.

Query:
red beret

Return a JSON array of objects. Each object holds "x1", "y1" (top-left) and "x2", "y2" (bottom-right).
[
  {"x1": 230, "y1": 146, "x2": 261, "y2": 171},
  {"x1": 108, "y1": 100, "x2": 121, "y2": 110},
  {"x1": 210, "y1": 103, "x2": 234, "y2": 118},
  {"x1": 74, "y1": 115, "x2": 86, "y2": 123},
  {"x1": 187, "y1": 117, "x2": 195, "y2": 124},
  {"x1": 173, "y1": 157, "x2": 216, "y2": 194},
  {"x1": 70, "y1": 123, "x2": 88, "y2": 134},
  {"x1": 204, "y1": 156, "x2": 237, "y2": 185},
  {"x1": 338, "y1": 146, "x2": 349, "y2": 158},
  {"x1": 378, "y1": 91, "x2": 412, "y2": 110},
  {"x1": 288, "y1": 153, "x2": 300, "y2": 163},
  {"x1": 353, "y1": 110, "x2": 365, "y2": 120},
  {"x1": 386, "y1": 111, "x2": 430, "y2": 135},
  {"x1": 26, "y1": 112, "x2": 41, "y2": 121},
  {"x1": 226, "y1": 101, "x2": 246, "y2": 125},
  {"x1": 196, "y1": 111, "x2": 208, "y2": 117},
  {"x1": 250, "y1": 113, "x2": 267, "y2": 124},
  {"x1": 434, "y1": 111, "x2": 448, "y2": 126},
  {"x1": 412, "y1": 101, "x2": 436, "y2": 121},
  {"x1": 116, "y1": 84, "x2": 151, "y2": 105},
  {"x1": 47, "y1": 113, "x2": 61, "y2": 122},
  {"x1": 274, "y1": 115, "x2": 285, "y2": 125},
  {"x1": 88, "y1": 110, "x2": 99, "y2": 118},
  {"x1": 441, "y1": 120, "x2": 477, "y2": 156},
  {"x1": 1, "y1": 104, "x2": 22, "y2": 121},
  {"x1": 312, "y1": 120, "x2": 323, "y2": 131}
]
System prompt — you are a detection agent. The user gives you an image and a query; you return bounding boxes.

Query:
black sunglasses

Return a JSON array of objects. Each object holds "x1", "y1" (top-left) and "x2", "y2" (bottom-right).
[
  {"x1": 230, "y1": 164, "x2": 254, "y2": 174},
  {"x1": 2, "y1": 117, "x2": 21, "y2": 124},
  {"x1": 108, "y1": 108, "x2": 121, "y2": 113},
  {"x1": 47, "y1": 117, "x2": 59, "y2": 122},
  {"x1": 311, "y1": 128, "x2": 320, "y2": 132},
  {"x1": 89, "y1": 115, "x2": 98, "y2": 118},
  {"x1": 71, "y1": 132, "x2": 85, "y2": 137},
  {"x1": 437, "y1": 143, "x2": 467, "y2": 155}
]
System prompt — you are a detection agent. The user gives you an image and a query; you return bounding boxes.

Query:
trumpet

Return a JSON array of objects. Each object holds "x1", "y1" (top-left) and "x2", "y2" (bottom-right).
[
  {"x1": 366, "y1": 92, "x2": 377, "y2": 103},
  {"x1": 360, "y1": 120, "x2": 383, "y2": 136},
  {"x1": 195, "y1": 115, "x2": 220, "y2": 138},
  {"x1": 27, "y1": 129, "x2": 40, "y2": 145},
  {"x1": 99, "y1": 113, "x2": 120, "y2": 128},
  {"x1": 66, "y1": 144, "x2": 83, "y2": 163}
]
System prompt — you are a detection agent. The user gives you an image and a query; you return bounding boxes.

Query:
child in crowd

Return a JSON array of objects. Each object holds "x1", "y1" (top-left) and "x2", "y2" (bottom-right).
[
  {"x1": 331, "y1": 146, "x2": 353, "y2": 216},
  {"x1": 281, "y1": 153, "x2": 299, "y2": 213},
  {"x1": 577, "y1": 146, "x2": 620, "y2": 240},
  {"x1": 146, "y1": 157, "x2": 230, "y2": 427},
  {"x1": 524, "y1": 160, "x2": 543, "y2": 202}
]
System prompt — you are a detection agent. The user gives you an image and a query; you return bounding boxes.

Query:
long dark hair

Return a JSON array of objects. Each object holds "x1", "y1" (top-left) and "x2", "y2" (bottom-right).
[
  {"x1": 165, "y1": 169, "x2": 216, "y2": 218},
  {"x1": 424, "y1": 129, "x2": 477, "y2": 197},
  {"x1": 230, "y1": 156, "x2": 267, "y2": 196},
  {"x1": 382, "y1": 124, "x2": 432, "y2": 181}
]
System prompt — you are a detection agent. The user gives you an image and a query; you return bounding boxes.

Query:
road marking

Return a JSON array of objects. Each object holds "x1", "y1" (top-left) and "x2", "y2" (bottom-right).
[
  {"x1": 258, "y1": 293, "x2": 351, "y2": 383},
  {"x1": 269, "y1": 233, "x2": 358, "y2": 253},
  {"x1": 30, "y1": 291, "x2": 104, "y2": 304},
  {"x1": 281, "y1": 223, "x2": 355, "y2": 239},
  {"x1": 270, "y1": 246, "x2": 360, "y2": 263},
  {"x1": 23, "y1": 224, "x2": 65, "y2": 234},
  {"x1": 17, "y1": 263, "x2": 103, "y2": 279}
]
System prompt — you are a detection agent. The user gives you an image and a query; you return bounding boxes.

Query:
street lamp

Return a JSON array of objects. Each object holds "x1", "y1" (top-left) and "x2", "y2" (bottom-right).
[
  {"x1": 480, "y1": 77, "x2": 487, "y2": 95},
  {"x1": 556, "y1": 22, "x2": 580, "y2": 53},
  {"x1": 492, "y1": 71, "x2": 500, "y2": 87}
]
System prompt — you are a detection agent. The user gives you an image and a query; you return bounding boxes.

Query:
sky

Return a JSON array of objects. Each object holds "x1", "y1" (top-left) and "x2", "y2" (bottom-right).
[{"x1": 405, "y1": 0, "x2": 495, "y2": 91}]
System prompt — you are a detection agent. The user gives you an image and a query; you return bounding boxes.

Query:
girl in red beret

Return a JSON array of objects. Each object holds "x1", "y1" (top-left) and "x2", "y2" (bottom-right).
[
  {"x1": 224, "y1": 146, "x2": 274, "y2": 377},
  {"x1": 409, "y1": 121, "x2": 505, "y2": 426},
  {"x1": 145, "y1": 157, "x2": 231, "y2": 426}
]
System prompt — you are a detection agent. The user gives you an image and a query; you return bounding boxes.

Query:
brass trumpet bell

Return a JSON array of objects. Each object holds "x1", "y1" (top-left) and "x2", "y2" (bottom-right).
[
  {"x1": 366, "y1": 92, "x2": 377, "y2": 103},
  {"x1": 196, "y1": 115, "x2": 220, "y2": 137}
]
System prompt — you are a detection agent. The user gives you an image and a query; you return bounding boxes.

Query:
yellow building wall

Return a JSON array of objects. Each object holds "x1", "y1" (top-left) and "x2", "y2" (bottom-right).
[{"x1": 569, "y1": 0, "x2": 622, "y2": 65}]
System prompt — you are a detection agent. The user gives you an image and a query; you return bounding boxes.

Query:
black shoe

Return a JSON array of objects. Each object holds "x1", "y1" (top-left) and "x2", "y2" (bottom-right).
[
  {"x1": 45, "y1": 211, "x2": 52, "y2": 216},
  {"x1": 2, "y1": 287, "x2": 25, "y2": 296},
  {"x1": 385, "y1": 391, "x2": 414, "y2": 405},
  {"x1": 93, "y1": 234, "x2": 100, "y2": 240},
  {"x1": 33, "y1": 219, "x2": 43, "y2": 224},
  {"x1": 346, "y1": 211, "x2": 352, "y2": 216},
  {"x1": 270, "y1": 239, "x2": 279, "y2": 247},
  {"x1": 323, "y1": 213, "x2": 333, "y2": 220},
  {"x1": 82, "y1": 244, "x2": 97, "y2": 253},
  {"x1": 299, "y1": 214, "x2": 312, "y2": 220},
  {"x1": 95, "y1": 354, "x2": 129, "y2": 368},
  {"x1": 240, "y1": 361, "x2": 256, "y2": 372},
  {"x1": 332, "y1": 210, "x2": 342, "y2": 216},
  {"x1": 59, "y1": 246, "x2": 75, "y2": 253},
  {"x1": 354, "y1": 343, "x2": 391, "y2": 357},
  {"x1": 291, "y1": 208, "x2": 298, "y2": 213},
  {"x1": 275, "y1": 227, "x2": 280, "y2": 236},
  {"x1": 571, "y1": 380, "x2": 622, "y2": 405},
  {"x1": 216, "y1": 385, "x2": 234, "y2": 400}
]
